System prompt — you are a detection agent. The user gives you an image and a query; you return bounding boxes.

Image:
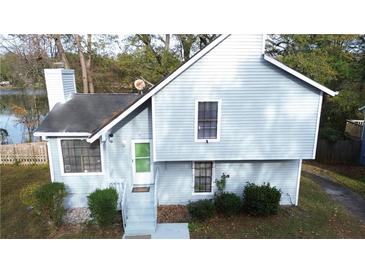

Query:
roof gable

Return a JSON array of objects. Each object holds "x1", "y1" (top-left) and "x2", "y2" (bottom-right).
[
  {"x1": 87, "y1": 34, "x2": 338, "y2": 143},
  {"x1": 86, "y1": 35, "x2": 231, "y2": 142}
]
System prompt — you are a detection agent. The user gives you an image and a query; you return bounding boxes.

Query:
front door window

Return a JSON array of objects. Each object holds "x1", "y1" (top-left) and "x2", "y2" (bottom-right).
[
  {"x1": 133, "y1": 141, "x2": 152, "y2": 185},
  {"x1": 135, "y1": 143, "x2": 150, "y2": 172}
]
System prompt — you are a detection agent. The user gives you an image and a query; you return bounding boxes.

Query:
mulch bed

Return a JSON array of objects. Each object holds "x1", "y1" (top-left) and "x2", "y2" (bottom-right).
[{"x1": 158, "y1": 205, "x2": 190, "y2": 223}]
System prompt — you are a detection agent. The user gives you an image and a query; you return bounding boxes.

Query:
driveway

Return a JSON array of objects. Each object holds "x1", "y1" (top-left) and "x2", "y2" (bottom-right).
[{"x1": 302, "y1": 170, "x2": 365, "y2": 224}]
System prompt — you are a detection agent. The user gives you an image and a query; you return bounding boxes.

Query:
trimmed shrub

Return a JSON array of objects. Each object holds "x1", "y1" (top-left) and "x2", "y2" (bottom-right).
[
  {"x1": 242, "y1": 183, "x2": 281, "y2": 216},
  {"x1": 214, "y1": 192, "x2": 242, "y2": 216},
  {"x1": 88, "y1": 188, "x2": 118, "y2": 227},
  {"x1": 20, "y1": 182, "x2": 42, "y2": 207},
  {"x1": 35, "y1": 182, "x2": 67, "y2": 227},
  {"x1": 187, "y1": 199, "x2": 215, "y2": 221}
]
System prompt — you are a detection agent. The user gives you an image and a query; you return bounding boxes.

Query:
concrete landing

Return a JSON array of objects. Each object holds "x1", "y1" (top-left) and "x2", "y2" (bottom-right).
[
  {"x1": 123, "y1": 223, "x2": 190, "y2": 239},
  {"x1": 151, "y1": 223, "x2": 190, "y2": 239}
]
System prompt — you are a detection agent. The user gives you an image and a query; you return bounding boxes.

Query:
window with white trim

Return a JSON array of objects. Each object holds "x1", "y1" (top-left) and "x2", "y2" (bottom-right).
[
  {"x1": 61, "y1": 139, "x2": 102, "y2": 173},
  {"x1": 197, "y1": 101, "x2": 219, "y2": 140},
  {"x1": 194, "y1": 162, "x2": 213, "y2": 193}
]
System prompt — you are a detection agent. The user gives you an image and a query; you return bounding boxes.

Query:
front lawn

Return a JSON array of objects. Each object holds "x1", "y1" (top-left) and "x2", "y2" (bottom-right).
[
  {"x1": 0, "y1": 165, "x2": 122, "y2": 239},
  {"x1": 2, "y1": 165, "x2": 364, "y2": 239},
  {"x1": 189, "y1": 177, "x2": 365, "y2": 239},
  {"x1": 303, "y1": 161, "x2": 365, "y2": 198}
]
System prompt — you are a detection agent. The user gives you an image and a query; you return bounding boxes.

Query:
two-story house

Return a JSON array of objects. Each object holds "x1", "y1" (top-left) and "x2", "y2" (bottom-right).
[{"x1": 35, "y1": 34, "x2": 338, "y2": 236}]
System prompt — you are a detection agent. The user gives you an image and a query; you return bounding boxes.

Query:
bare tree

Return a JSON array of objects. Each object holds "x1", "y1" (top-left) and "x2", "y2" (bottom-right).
[
  {"x1": 52, "y1": 34, "x2": 70, "y2": 69},
  {"x1": 0, "y1": 34, "x2": 53, "y2": 87},
  {"x1": 74, "y1": 34, "x2": 89, "y2": 93},
  {"x1": 86, "y1": 34, "x2": 94, "y2": 93}
]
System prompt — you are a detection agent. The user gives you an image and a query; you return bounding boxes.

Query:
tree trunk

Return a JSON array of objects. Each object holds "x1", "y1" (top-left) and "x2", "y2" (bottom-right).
[
  {"x1": 165, "y1": 34, "x2": 170, "y2": 51},
  {"x1": 75, "y1": 34, "x2": 89, "y2": 93},
  {"x1": 176, "y1": 35, "x2": 197, "y2": 62},
  {"x1": 86, "y1": 34, "x2": 94, "y2": 93},
  {"x1": 53, "y1": 34, "x2": 70, "y2": 69}
]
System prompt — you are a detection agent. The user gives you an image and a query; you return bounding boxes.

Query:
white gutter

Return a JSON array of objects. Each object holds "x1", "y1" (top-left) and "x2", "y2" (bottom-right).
[{"x1": 34, "y1": 132, "x2": 91, "y2": 137}]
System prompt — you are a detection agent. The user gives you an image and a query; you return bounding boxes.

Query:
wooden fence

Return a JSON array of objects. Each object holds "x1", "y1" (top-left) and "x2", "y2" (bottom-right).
[
  {"x1": 344, "y1": 119, "x2": 363, "y2": 140},
  {"x1": 0, "y1": 142, "x2": 48, "y2": 165},
  {"x1": 316, "y1": 139, "x2": 361, "y2": 164}
]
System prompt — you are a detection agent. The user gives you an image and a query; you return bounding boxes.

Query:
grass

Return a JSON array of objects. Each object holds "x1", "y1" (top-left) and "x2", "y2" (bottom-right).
[
  {"x1": 303, "y1": 161, "x2": 365, "y2": 198},
  {"x1": 2, "y1": 164, "x2": 364, "y2": 239},
  {"x1": 189, "y1": 177, "x2": 365, "y2": 239},
  {"x1": 0, "y1": 165, "x2": 122, "y2": 239}
]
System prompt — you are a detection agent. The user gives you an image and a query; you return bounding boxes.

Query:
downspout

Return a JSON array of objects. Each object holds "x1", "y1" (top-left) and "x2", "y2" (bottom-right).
[{"x1": 360, "y1": 112, "x2": 365, "y2": 165}]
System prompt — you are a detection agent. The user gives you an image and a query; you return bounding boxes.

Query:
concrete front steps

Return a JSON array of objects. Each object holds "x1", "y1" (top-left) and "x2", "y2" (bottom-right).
[{"x1": 123, "y1": 185, "x2": 156, "y2": 237}]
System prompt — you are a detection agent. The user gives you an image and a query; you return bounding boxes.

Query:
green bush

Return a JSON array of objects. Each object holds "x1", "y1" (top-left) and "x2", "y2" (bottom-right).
[
  {"x1": 187, "y1": 199, "x2": 215, "y2": 221},
  {"x1": 214, "y1": 192, "x2": 242, "y2": 216},
  {"x1": 242, "y1": 183, "x2": 281, "y2": 216},
  {"x1": 19, "y1": 182, "x2": 42, "y2": 207},
  {"x1": 88, "y1": 188, "x2": 118, "y2": 227},
  {"x1": 214, "y1": 173, "x2": 230, "y2": 193},
  {"x1": 35, "y1": 182, "x2": 67, "y2": 227},
  {"x1": 319, "y1": 127, "x2": 344, "y2": 143}
]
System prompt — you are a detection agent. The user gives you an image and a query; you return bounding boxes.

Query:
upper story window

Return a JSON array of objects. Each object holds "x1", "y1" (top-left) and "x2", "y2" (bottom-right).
[
  {"x1": 60, "y1": 139, "x2": 102, "y2": 173},
  {"x1": 196, "y1": 100, "x2": 221, "y2": 141}
]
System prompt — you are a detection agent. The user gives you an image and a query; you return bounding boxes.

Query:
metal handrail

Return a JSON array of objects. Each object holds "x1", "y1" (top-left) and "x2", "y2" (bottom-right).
[
  {"x1": 153, "y1": 167, "x2": 159, "y2": 228},
  {"x1": 121, "y1": 180, "x2": 130, "y2": 230}
]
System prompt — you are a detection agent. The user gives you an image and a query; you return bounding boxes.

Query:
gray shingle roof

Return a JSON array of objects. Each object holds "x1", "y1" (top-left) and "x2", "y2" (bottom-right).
[{"x1": 36, "y1": 93, "x2": 142, "y2": 134}]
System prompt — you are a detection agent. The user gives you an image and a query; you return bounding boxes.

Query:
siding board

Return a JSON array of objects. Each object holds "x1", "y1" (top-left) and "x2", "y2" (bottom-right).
[
  {"x1": 156, "y1": 160, "x2": 300, "y2": 205},
  {"x1": 153, "y1": 34, "x2": 321, "y2": 161}
]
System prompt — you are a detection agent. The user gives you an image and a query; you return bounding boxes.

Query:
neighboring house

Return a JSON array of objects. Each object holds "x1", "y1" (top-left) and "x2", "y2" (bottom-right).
[
  {"x1": 34, "y1": 35, "x2": 338, "y2": 235},
  {"x1": 344, "y1": 119, "x2": 363, "y2": 140},
  {"x1": 358, "y1": 106, "x2": 365, "y2": 165}
]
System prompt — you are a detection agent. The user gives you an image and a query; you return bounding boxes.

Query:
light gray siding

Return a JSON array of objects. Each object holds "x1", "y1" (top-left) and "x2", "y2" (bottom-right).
[
  {"x1": 156, "y1": 160, "x2": 300, "y2": 205},
  {"x1": 47, "y1": 103, "x2": 152, "y2": 208},
  {"x1": 48, "y1": 138, "x2": 105, "y2": 208},
  {"x1": 106, "y1": 102, "x2": 152, "y2": 187},
  {"x1": 153, "y1": 34, "x2": 322, "y2": 161}
]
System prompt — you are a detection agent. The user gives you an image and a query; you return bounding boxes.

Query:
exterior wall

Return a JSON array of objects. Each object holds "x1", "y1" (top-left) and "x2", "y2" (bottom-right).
[
  {"x1": 106, "y1": 102, "x2": 152, "y2": 187},
  {"x1": 156, "y1": 160, "x2": 301, "y2": 206},
  {"x1": 153, "y1": 34, "x2": 322, "y2": 161},
  {"x1": 47, "y1": 102, "x2": 152, "y2": 208}
]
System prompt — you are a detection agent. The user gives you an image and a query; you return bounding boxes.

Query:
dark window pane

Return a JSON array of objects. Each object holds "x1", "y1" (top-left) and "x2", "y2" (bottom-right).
[
  {"x1": 197, "y1": 102, "x2": 218, "y2": 139},
  {"x1": 61, "y1": 139, "x2": 101, "y2": 173},
  {"x1": 194, "y1": 162, "x2": 213, "y2": 193}
]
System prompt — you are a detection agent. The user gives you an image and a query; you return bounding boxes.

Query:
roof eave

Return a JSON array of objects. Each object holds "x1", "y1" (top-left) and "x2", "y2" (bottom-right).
[
  {"x1": 263, "y1": 55, "x2": 339, "y2": 97},
  {"x1": 33, "y1": 132, "x2": 91, "y2": 137}
]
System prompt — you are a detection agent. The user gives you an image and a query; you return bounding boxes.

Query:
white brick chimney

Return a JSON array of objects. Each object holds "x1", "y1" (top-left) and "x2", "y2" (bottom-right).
[{"x1": 44, "y1": 69, "x2": 77, "y2": 110}]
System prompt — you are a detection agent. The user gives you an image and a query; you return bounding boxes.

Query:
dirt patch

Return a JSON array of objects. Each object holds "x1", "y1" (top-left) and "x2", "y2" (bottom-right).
[{"x1": 158, "y1": 205, "x2": 189, "y2": 223}]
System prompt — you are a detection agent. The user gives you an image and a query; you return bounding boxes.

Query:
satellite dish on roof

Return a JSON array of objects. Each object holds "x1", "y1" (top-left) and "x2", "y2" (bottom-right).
[{"x1": 134, "y1": 79, "x2": 146, "y2": 91}]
